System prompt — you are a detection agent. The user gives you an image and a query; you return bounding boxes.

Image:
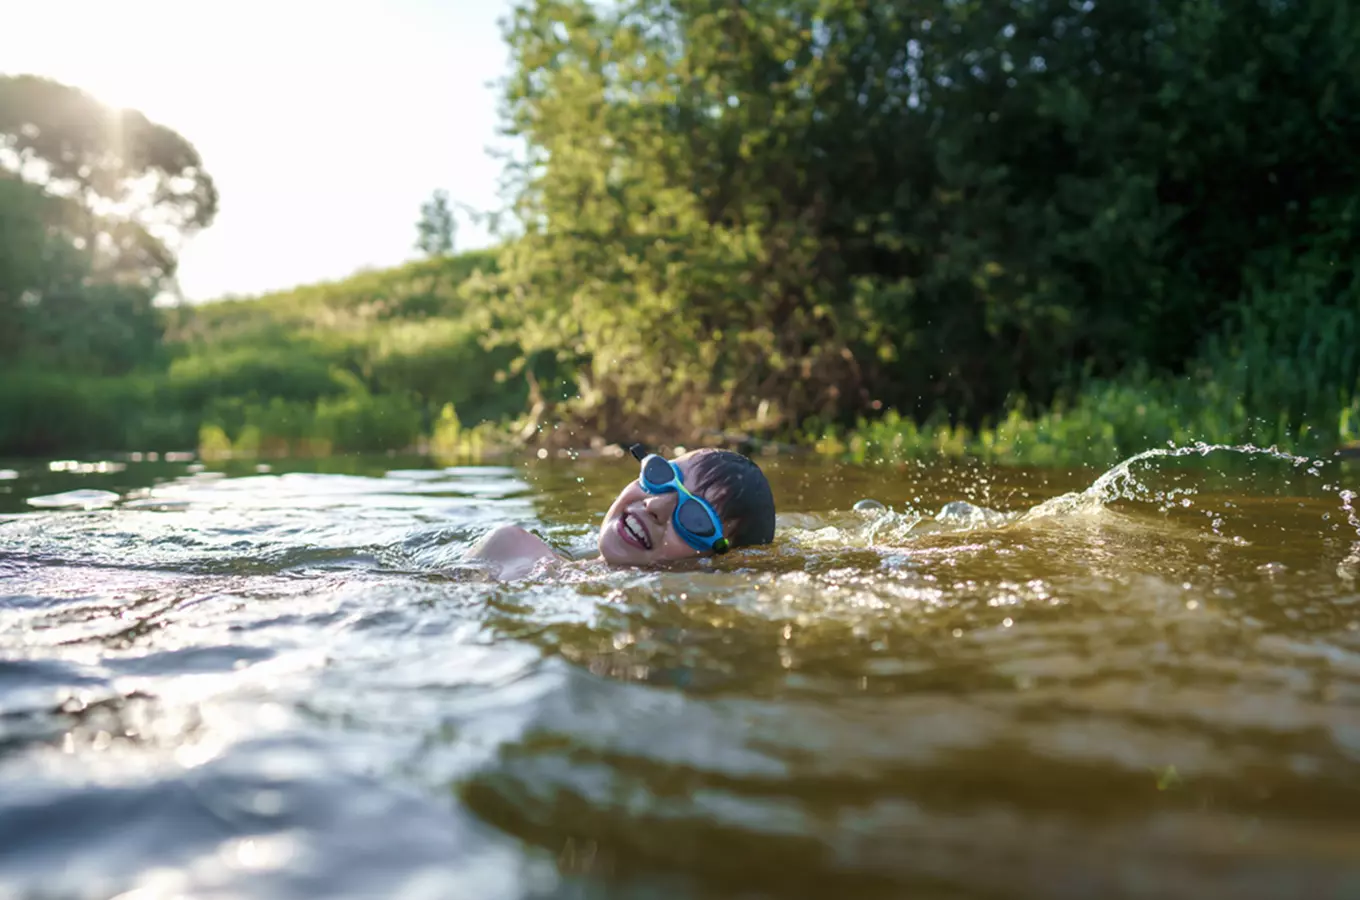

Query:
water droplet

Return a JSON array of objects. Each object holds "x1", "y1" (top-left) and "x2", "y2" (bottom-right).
[{"x1": 1002, "y1": 617, "x2": 1013, "y2": 628}]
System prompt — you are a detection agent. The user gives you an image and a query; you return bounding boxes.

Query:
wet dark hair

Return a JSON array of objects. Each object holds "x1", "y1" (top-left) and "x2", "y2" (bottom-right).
[{"x1": 680, "y1": 448, "x2": 776, "y2": 549}]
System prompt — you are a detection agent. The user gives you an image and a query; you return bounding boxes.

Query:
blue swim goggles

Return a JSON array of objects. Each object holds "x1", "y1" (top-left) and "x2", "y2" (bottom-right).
[{"x1": 629, "y1": 444, "x2": 729, "y2": 554}]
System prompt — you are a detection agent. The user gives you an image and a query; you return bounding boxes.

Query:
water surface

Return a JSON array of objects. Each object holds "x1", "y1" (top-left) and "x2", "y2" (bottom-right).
[{"x1": 2, "y1": 447, "x2": 1358, "y2": 899}]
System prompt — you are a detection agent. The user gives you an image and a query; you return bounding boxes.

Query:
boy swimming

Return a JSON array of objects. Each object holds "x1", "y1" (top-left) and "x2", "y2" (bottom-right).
[{"x1": 468, "y1": 445, "x2": 776, "y2": 577}]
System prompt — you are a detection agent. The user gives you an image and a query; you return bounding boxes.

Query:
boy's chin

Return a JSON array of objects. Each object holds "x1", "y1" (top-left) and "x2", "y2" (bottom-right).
[{"x1": 598, "y1": 526, "x2": 643, "y2": 565}]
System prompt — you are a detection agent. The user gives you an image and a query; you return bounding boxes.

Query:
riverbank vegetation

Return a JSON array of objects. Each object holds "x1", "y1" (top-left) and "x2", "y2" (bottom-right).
[{"x1": 3, "y1": 0, "x2": 1359, "y2": 466}]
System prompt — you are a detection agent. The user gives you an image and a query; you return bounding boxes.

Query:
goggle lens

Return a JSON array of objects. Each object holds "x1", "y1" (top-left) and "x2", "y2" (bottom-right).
[
  {"x1": 642, "y1": 456, "x2": 673, "y2": 485},
  {"x1": 677, "y1": 500, "x2": 716, "y2": 537}
]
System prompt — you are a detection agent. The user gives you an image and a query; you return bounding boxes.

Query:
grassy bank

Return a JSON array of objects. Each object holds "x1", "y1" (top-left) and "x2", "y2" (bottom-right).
[
  {"x1": 3, "y1": 248, "x2": 1356, "y2": 469},
  {"x1": 0, "y1": 250, "x2": 540, "y2": 460},
  {"x1": 825, "y1": 292, "x2": 1360, "y2": 467},
  {"x1": 821, "y1": 375, "x2": 1360, "y2": 468}
]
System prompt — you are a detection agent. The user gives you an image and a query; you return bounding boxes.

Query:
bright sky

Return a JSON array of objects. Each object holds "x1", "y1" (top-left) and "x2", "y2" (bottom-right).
[{"x1": 1, "y1": 0, "x2": 515, "y2": 301}]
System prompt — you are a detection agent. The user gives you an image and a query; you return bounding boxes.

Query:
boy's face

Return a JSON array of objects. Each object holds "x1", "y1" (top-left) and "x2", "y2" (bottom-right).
[{"x1": 598, "y1": 455, "x2": 723, "y2": 566}]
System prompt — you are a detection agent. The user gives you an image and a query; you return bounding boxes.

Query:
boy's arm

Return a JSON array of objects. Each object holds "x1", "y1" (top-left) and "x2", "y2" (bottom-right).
[{"x1": 466, "y1": 524, "x2": 560, "y2": 578}]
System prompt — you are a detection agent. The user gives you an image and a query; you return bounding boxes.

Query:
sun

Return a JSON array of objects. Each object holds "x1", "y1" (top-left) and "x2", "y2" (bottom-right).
[{"x1": 1, "y1": 0, "x2": 213, "y2": 124}]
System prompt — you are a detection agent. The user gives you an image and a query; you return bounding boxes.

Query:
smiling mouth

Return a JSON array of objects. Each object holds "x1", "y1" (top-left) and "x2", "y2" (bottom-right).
[{"x1": 618, "y1": 511, "x2": 652, "y2": 550}]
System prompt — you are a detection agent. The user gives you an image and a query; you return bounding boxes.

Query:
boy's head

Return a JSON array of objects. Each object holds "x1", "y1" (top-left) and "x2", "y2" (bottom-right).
[{"x1": 598, "y1": 448, "x2": 776, "y2": 566}]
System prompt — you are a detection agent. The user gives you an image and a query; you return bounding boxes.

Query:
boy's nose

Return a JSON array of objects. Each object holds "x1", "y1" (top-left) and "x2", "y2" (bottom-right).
[{"x1": 642, "y1": 492, "x2": 678, "y2": 521}]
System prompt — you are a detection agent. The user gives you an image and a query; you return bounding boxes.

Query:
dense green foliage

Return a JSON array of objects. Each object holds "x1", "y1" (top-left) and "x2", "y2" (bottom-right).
[
  {"x1": 0, "y1": 177, "x2": 167, "y2": 376},
  {"x1": 470, "y1": 0, "x2": 1360, "y2": 457},
  {"x1": 166, "y1": 251, "x2": 527, "y2": 457},
  {"x1": 0, "y1": 246, "x2": 524, "y2": 457},
  {"x1": 4, "y1": 0, "x2": 1360, "y2": 465}
]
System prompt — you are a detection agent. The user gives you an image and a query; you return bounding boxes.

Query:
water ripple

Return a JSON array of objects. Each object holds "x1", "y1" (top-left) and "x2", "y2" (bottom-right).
[{"x1": 0, "y1": 449, "x2": 1356, "y2": 898}]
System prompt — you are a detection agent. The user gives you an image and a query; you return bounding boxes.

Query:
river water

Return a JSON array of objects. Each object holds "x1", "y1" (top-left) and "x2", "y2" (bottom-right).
[{"x1": 1, "y1": 446, "x2": 1358, "y2": 899}]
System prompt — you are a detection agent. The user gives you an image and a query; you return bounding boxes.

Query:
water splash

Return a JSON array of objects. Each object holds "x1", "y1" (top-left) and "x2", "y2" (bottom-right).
[
  {"x1": 788, "y1": 442, "x2": 1349, "y2": 562},
  {"x1": 782, "y1": 506, "x2": 927, "y2": 551},
  {"x1": 934, "y1": 500, "x2": 1010, "y2": 530},
  {"x1": 1340, "y1": 489, "x2": 1360, "y2": 578},
  {"x1": 1021, "y1": 441, "x2": 1313, "y2": 523}
]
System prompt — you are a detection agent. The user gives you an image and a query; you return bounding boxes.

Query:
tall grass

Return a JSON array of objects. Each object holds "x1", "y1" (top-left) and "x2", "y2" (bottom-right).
[{"x1": 831, "y1": 271, "x2": 1360, "y2": 466}]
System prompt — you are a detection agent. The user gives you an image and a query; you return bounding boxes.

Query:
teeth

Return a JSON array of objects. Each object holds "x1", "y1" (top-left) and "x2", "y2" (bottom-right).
[{"x1": 624, "y1": 514, "x2": 650, "y2": 549}]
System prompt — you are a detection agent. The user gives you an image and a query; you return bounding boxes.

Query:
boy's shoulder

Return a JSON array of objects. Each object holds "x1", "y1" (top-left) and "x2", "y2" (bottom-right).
[{"x1": 467, "y1": 524, "x2": 560, "y2": 579}]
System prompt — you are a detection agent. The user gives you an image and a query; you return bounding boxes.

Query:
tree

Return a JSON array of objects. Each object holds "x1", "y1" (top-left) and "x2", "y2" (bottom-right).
[
  {"x1": 0, "y1": 74, "x2": 218, "y2": 293},
  {"x1": 1, "y1": 75, "x2": 218, "y2": 374},
  {"x1": 0, "y1": 171, "x2": 166, "y2": 373},
  {"x1": 474, "y1": 0, "x2": 1360, "y2": 443},
  {"x1": 416, "y1": 189, "x2": 457, "y2": 256}
]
